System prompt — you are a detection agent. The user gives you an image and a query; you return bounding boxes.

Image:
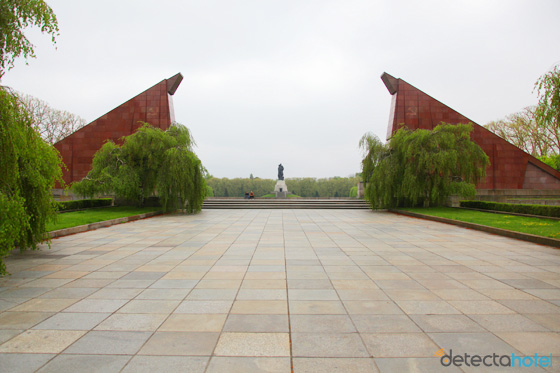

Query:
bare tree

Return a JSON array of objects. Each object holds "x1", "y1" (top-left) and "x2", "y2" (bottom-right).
[
  {"x1": 485, "y1": 106, "x2": 557, "y2": 157},
  {"x1": 16, "y1": 92, "x2": 87, "y2": 144}
]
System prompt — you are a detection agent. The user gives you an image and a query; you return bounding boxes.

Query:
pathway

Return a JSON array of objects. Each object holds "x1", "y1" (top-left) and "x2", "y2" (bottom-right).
[{"x1": 0, "y1": 209, "x2": 559, "y2": 372}]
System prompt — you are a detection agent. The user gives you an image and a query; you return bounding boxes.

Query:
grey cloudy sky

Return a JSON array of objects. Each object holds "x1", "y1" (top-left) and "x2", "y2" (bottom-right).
[{"x1": 3, "y1": 0, "x2": 560, "y2": 179}]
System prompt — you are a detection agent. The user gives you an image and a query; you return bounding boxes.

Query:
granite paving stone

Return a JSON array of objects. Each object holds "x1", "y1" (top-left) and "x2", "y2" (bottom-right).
[
  {"x1": 428, "y1": 332, "x2": 520, "y2": 356},
  {"x1": 290, "y1": 314, "x2": 356, "y2": 333},
  {"x1": 63, "y1": 299, "x2": 128, "y2": 313},
  {"x1": 374, "y1": 357, "x2": 461, "y2": 373},
  {"x1": 223, "y1": 314, "x2": 289, "y2": 332},
  {"x1": 293, "y1": 357, "x2": 379, "y2": 372},
  {"x1": 526, "y1": 314, "x2": 560, "y2": 331},
  {"x1": 94, "y1": 313, "x2": 167, "y2": 331},
  {"x1": 122, "y1": 356, "x2": 209, "y2": 373},
  {"x1": 496, "y1": 332, "x2": 560, "y2": 355},
  {"x1": 37, "y1": 354, "x2": 131, "y2": 373},
  {"x1": 206, "y1": 357, "x2": 290, "y2": 373},
  {"x1": 351, "y1": 314, "x2": 422, "y2": 333},
  {"x1": 63, "y1": 331, "x2": 151, "y2": 355},
  {"x1": 0, "y1": 330, "x2": 86, "y2": 353},
  {"x1": 0, "y1": 209, "x2": 558, "y2": 370},
  {"x1": 289, "y1": 300, "x2": 347, "y2": 314},
  {"x1": 215, "y1": 332, "x2": 290, "y2": 357},
  {"x1": 33, "y1": 312, "x2": 110, "y2": 330},
  {"x1": 394, "y1": 300, "x2": 460, "y2": 314},
  {"x1": 410, "y1": 314, "x2": 486, "y2": 333},
  {"x1": 0, "y1": 329, "x2": 23, "y2": 344},
  {"x1": 292, "y1": 332, "x2": 369, "y2": 357},
  {"x1": 0, "y1": 353, "x2": 56, "y2": 372},
  {"x1": 138, "y1": 331, "x2": 219, "y2": 356},
  {"x1": 158, "y1": 313, "x2": 227, "y2": 332},
  {"x1": 232, "y1": 300, "x2": 288, "y2": 314},
  {"x1": 117, "y1": 299, "x2": 180, "y2": 314},
  {"x1": 0, "y1": 311, "x2": 54, "y2": 329},
  {"x1": 362, "y1": 332, "x2": 440, "y2": 357}
]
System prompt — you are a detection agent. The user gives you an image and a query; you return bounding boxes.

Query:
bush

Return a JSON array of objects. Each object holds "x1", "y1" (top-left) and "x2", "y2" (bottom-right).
[
  {"x1": 460, "y1": 200, "x2": 560, "y2": 218},
  {"x1": 57, "y1": 198, "x2": 112, "y2": 212}
]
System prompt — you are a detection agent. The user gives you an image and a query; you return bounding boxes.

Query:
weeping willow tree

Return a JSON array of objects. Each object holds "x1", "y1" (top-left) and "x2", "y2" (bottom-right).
[
  {"x1": 72, "y1": 123, "x2": 206, "y2": 213},
  {"x1": 1, "y1": 87, "x2": 64, "y2": 275},
  {"x1": 533, "y1": 66, "x2": 560, "y2": 155},
  {"x1": 360, "y1": 123, "x2": 489, "y2": 208}
]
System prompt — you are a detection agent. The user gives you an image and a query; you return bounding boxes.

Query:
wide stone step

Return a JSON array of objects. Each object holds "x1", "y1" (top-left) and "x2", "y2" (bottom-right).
[{"x1": 202, "y1": 199, "x2": 370, "y2": 209}]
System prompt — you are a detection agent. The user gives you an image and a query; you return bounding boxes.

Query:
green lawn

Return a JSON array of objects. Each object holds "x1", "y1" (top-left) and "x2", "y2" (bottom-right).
[
  {"x1": 47, "y1": 206, "x2": 161, "y2": 231},
  {"x1": 260, "y1": 194, "x2": 301, "y2": 198},
  {"x1": 401, "y1": 207, "x2": 560, "y2": 239}
]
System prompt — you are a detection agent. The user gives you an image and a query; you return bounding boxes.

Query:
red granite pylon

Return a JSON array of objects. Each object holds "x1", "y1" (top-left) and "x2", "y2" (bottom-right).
[
  {"x1": 382, "y1": 72, "x2": 560, "y2": 190},
  {"x1": 54, "y1": 73, "x2": 183, "y2": 185}
]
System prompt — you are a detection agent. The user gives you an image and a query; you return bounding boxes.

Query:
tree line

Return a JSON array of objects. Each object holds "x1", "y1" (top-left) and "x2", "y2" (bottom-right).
[{"x1": 206, "y1": 176, "x2": 360, "y2": 198}]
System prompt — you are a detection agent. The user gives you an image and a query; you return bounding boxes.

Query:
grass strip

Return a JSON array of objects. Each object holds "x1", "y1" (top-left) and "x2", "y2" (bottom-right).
[
  {"x1": 401, "y1": 207, "x2": 560, "y2": 239},
  {"x1": 47, "y1": 206, "x2": 161, "y2": 231},
  {"x1": 259, "y1": 194, "x2": 301, "y2": 198}
]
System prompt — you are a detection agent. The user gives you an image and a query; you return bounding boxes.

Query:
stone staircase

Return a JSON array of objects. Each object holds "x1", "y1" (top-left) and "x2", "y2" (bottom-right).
[{"x1": 202, "y1": 198, "x2": 370, "y2": 209}]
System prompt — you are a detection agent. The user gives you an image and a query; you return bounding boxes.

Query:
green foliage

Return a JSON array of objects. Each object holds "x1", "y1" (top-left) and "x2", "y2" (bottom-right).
[
  {"x1": 460, "y1": 200, "x2": 560, "y2": 218},
  {"x1": 287, "y1": 177, "x2": 359, "y2": 198},
  {"x1": 205, "y1": 176, "x2": 359, "y2": 198},
  {"x1": 360, "y1": 123, "x2": 489, "y2": 209},
  {"x1": 206, "y1": 178, "x2": 275, "y2": 198},
  {"x1": 533, "y1": 66, "x2": 560, "y2": 155},
  {"x1": 0, "y1": 87, "x2": 64, "y2": 275},
  {"x1": 72, "y1": 123, "x2": 206, "y2": 213},
  {"x1": 0, "y1": 0, "x2": 59, "y2": 77},
  {"x1": 349, "y1": 186, "x2": 358, "y2": 198},
  {"x1": 538, "y1": 154, "x2": 560, "y2": 171},
  {"x1": 57, "y1": 198, "x2": 112, "y2": 212}
]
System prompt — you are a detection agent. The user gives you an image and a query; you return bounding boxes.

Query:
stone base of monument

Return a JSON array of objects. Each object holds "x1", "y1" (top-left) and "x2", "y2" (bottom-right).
[
  {"x1": 274, "y1": 180, "x2": 288, "y2": 199},
  {"x1": 275, "y1": 191, "x2": 287, "y2": 199}
]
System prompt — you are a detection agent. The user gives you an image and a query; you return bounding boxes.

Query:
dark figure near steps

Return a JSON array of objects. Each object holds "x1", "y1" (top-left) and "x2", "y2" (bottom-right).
[{"x1": 278, "y1": 164, "x2": 284, "y2": 180}]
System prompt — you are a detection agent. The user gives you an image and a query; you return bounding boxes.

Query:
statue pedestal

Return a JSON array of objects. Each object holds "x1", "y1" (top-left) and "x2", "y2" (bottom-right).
[{"x1": 274, "y1": 180, "x2": 288, "y2": 199}]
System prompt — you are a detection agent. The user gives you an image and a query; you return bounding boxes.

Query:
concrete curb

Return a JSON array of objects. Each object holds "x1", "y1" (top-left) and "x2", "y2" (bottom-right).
[
  {"x1": 49, "y1": 211, "x2": 164, "y2": 239},
  {"x1": 389, "y1": 209, "x2": 560, "y2": 249}
]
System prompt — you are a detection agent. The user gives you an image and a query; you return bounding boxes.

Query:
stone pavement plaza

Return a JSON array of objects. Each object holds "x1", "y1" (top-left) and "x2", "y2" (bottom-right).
[{"x1": 0, "y1": 209, "x2": 559, "y2": 372}]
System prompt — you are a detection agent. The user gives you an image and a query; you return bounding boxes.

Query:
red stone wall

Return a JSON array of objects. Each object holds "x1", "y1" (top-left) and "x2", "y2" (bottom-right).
[
  {"x1": 381, "y1": 72, "x2": 560, "y2": 190},
  {"x1": 54, "y1": 73, "x2": 183, "y2": 185},
  {"x1": 523, "y1": 163, "x2": 560, "y2": 189}
]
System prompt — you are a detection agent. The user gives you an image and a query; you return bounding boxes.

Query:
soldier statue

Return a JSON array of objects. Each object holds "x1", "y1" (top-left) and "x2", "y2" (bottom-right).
[{"x1": 278, "y1": 164, "x2": 284, "y2": 180}]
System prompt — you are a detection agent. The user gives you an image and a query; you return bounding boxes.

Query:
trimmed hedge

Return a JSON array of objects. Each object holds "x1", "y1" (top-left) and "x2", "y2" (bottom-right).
[
  {"x1": 460, "y1": 200, "x2": 560, "y2": 218},
  {"x1": 113, "y1": 196, "x2": 162, "y2": 208},
  {"x1": 57, "y1": 198, "x2": 112, "y2": 212}
]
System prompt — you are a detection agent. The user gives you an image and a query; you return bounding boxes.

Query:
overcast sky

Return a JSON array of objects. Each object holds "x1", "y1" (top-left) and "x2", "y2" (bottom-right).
[{"x1": 3, "y1": 0, "x2": 560, "y2": 179}]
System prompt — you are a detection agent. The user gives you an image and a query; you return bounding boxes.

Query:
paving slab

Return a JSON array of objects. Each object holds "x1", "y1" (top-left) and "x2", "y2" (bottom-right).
[{"x1": 1, "y1": 209, "x2": 559, "y2": 371}]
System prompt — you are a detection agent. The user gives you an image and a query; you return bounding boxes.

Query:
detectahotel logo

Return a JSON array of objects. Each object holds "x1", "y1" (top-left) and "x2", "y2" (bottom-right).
[{"x1": 435, "y1": 348, "x2": 553, "y2": 368}]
